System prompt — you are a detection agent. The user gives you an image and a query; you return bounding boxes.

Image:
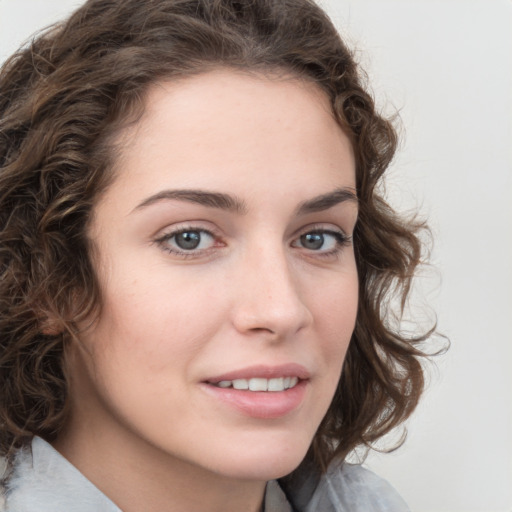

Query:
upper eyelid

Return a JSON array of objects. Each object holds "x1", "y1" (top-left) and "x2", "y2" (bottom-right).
[
  {"x1": 292, "y1": 222, "x2": 350, "y2": 239},
  {"x1": 160, "y1": 226, "x2": 215, "y2": 236},
  {"x1": 292, "y1": 229, "x2": 351, "y2": 246},
  {"x1": 154, "y1": 221, "x2": 220, "y2": 239}
]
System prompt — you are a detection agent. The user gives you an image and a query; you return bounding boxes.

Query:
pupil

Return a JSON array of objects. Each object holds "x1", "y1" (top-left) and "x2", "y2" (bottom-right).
[
  {"x1": 301, "y1": 232, "x2": 324, "y2": 250},
  {"x1": 176, "y1": 231, "x2": 201, "y2": 250}
]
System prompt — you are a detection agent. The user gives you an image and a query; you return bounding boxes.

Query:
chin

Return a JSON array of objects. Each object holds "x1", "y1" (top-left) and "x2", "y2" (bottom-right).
[{"x1": 205, "y1": 435, "x2": 312, "y2": 482}]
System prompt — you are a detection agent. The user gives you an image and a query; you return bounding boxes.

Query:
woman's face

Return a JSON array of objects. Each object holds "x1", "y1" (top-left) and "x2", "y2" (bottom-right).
[{"x1": 66, "y1": 69, "x2": 359, "y2": 483}]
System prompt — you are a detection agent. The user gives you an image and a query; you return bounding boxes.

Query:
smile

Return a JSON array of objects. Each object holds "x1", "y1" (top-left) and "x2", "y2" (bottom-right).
[{"x1": 211, "y1": 377, "x2": 300, "y2": 392}]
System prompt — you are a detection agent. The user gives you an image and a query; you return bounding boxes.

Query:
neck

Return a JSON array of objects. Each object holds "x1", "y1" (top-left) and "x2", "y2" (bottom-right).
[{"x1": 53, "y1": 412, "x2": 266, "y2": 512}]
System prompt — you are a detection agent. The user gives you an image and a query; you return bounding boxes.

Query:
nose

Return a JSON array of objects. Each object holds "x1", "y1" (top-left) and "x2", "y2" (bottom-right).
[{"x1": 230, "y1": 245, "x2": 313, "y2": 340}]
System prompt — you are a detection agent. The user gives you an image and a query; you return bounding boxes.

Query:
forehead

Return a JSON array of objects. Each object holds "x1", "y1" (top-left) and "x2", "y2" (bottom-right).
[{"x1": 106, "y1": 68, "x2": 355, "y2": 208}]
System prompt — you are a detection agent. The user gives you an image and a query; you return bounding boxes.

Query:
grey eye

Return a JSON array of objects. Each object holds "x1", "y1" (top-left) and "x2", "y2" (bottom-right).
[
  {"x1": 294, "y1": 230, "x2": 346, "y2": 253},
  {"x1": 157, "y1": 228, "x2": 217, "y2": 255},
  {"x1": 174, "y1": 231, "x2": 202, "y2": 250},
  {"x1": 300, "y1": 232, "x2": 325, "y2": 250}
]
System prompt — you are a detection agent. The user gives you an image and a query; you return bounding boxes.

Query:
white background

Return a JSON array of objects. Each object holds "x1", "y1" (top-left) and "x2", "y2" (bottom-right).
[{"x1": 1, "y1": 1, "x2": 511, "y2": 511}]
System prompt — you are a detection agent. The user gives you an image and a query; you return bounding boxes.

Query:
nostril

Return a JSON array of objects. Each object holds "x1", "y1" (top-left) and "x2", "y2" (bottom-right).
[{"x1": 248, "y1": 326, "x2": 276, "y2": 334}]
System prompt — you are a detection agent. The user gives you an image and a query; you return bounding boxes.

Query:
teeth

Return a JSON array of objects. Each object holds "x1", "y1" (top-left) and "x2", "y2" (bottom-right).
[
  {"x1": 232, "y1": 379, "x2": 249, "y2": 390},
  {"x1": 249, "y1": 378, "x2": 268, "y2": 391},
  {"x1": 213, "y1": 377, "x2": 300, "y2": 391},
  {"x1": 267, "y1": 377, "x2": 284, "y2": 391}
]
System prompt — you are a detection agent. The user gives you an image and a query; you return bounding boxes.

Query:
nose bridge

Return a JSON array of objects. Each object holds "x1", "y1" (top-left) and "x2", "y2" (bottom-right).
[{"x1": 231, "y1": 238, "x2": 312, "y2": 337}]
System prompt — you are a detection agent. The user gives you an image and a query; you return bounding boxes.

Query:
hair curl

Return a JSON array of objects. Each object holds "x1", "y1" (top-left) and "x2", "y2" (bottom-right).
[{"x1": 1, "y1": 0, "x2": 434, "y2": 469}]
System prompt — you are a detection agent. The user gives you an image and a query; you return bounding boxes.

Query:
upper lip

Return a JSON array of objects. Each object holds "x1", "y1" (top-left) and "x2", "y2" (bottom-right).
[{"x1": 204, "y1": 363, "x2": 311, "y2": 383}]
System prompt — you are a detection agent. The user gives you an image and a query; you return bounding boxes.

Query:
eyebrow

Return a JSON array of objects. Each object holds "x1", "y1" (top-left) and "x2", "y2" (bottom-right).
[
  {"x1": 295, "y1": 187, "x2": 358, "y2": 215},
  {"x1": 133, "y1": 186, "x2": 357, "y2": 215},
  {"x1": 134, "y1": 189, "x2": 248, "y2": 214}
]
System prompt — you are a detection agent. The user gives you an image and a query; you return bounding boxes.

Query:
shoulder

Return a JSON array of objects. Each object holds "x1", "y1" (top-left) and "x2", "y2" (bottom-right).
[
  {"x1": 280, "y1": 459, "x2": 410, "y2": 512},
  {"x1": 1, "y1": 454, "x2": 8, "y2": 512},
  {"x1": 1, "y1": 437, "x2": 121, "y2": 512},
  {"x1": 320, "y1": 461, "x2": 410, "y2": 511}
]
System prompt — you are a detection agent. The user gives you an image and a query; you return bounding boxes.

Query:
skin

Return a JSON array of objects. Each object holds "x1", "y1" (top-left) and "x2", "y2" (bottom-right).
[{"x1": 55, "y1": 69, "x2": 359, "y2": 512}]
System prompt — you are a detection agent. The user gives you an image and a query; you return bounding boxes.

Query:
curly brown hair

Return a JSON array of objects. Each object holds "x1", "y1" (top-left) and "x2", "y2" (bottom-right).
[{"x1": 0, "y1": 0, "x2": 433, "y2": 469}]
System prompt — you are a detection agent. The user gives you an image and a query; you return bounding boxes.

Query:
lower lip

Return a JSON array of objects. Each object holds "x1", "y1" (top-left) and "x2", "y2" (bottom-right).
[{"x1": 201, "y1": 380, "x2": 308, "y2": 419}]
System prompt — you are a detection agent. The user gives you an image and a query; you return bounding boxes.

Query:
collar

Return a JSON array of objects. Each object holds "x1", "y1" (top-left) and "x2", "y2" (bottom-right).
[{"x1": 5, "y1": 437, "x2": 293, "y2": 512}]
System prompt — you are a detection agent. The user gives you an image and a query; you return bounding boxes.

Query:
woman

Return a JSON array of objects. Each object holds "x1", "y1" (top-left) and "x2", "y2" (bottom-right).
[{"x1": 0, "y1": 0, "x2": 433, "y2": 510}]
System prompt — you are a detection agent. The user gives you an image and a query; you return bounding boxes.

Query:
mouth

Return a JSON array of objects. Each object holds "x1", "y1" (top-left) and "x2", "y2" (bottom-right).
[
  {"x1": 201, "y1": 364, "x2": 309, "y2": 419},
  {"x1": 208, "y1": 376, "x2": 300, "y2": 392}
]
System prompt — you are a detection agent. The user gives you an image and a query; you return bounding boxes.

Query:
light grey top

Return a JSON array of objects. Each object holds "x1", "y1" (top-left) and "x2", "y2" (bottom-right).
[{"x1": 0, "y1": 437, "x2": 410, "y2": 511}]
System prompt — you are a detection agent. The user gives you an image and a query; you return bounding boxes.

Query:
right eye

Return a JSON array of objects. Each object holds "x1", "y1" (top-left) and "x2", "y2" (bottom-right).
[{"x1": 156, "y1": 228, "x2": 217, "y2": 255}]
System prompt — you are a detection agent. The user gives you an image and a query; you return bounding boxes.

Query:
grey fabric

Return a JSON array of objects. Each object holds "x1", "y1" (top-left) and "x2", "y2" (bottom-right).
[
  {"x1": 280, "y1": 459, "x2": 410, "y2": 512},
  {"x1": 4, "y1": 437, "x2": 120, "y2": 512},
  {"x1": 264, "y1": 480, "x2": 293, "y2": 512},
  {"x1": 1, "y1": 437, "x2": 409, "y2": 512}
]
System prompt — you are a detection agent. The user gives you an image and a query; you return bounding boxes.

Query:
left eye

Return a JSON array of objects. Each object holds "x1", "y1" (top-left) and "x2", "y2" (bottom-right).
[
  {"x1": 294, "y1": 230, "x2": 344, "y2": 251},
  {"x1": 161, "y1": 229, "x2": 215, "y2": 252}
]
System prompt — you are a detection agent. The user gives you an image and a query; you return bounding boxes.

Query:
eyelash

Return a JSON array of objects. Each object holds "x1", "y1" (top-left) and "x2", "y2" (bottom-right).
[
  {"x1": 293, "y1": 229, "x2": 352, "y2": 259},
  {"x1": 155, "y1": 225, "x2": 220, "y2": 259},
  {"x1": 154, "y1": 225, "x2": 352, "y2": 259}
]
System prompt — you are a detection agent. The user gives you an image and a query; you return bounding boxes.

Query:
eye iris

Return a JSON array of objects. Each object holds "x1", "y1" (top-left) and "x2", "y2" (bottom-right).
[
  {"x1": 301, "y1": 232, "x2": 324, "y2": 250},
  {"x1": 175, "y1": 231, "x2": 201, "y2": 250}
]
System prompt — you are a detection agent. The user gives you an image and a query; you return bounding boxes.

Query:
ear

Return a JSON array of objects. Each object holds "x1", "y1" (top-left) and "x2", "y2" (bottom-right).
[
  {"x1": 40, "y1": 318, "x2": 64, "y2": 336},
  {"x1": 40, "y1": 322, "x2": 63, "y2": 336},
  {"x1": 37, "y1": 307, "x2": 65, "y2": 336}
]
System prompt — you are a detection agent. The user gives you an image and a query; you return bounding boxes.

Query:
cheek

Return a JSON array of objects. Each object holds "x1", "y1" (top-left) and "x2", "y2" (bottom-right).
[
  {"x1": 310, "y1": 270, "x2": 358, "y2": 378},
  {"x1": 313, "y1": 269, "x2": 358, "y2": 336},
  {"x1": 294, "y1": 272, "x2": 358, "y2": 439},
  {"x1": 88, "y1": 269, "x2": 227, "y2": 376}
]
